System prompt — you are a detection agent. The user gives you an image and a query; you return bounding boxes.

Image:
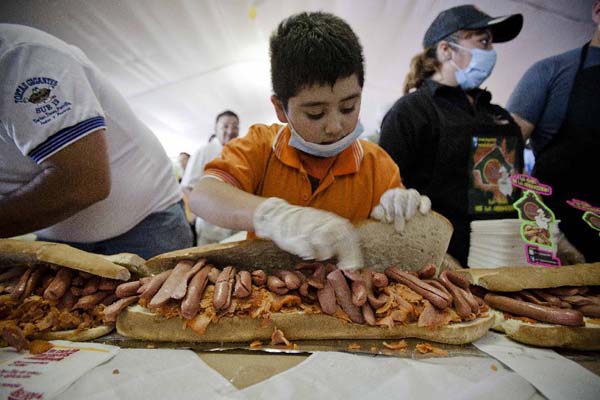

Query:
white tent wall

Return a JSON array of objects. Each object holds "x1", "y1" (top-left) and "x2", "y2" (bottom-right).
[{"x1": 1, "y1": 0, "x2": 595, "y2": 157}]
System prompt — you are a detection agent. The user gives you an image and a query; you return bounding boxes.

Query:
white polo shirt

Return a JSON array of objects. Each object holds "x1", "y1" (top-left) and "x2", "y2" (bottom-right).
[
  {"x1": 180, "y1": 140, "x2": 224, "y2": 189},
  {"x1": 0, "y1": 24, "x2": 181, "y2": 242}
]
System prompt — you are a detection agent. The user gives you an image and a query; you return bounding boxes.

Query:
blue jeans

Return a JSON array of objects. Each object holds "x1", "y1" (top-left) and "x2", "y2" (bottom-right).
[{"x1": 45, "y1": 201, "x2": 194, "y2": 259}]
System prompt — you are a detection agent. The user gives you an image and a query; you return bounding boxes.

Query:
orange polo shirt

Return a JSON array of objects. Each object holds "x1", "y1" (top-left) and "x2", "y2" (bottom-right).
[{"x1": 204, "y1": 123, "x2": 402, "y2": 227}]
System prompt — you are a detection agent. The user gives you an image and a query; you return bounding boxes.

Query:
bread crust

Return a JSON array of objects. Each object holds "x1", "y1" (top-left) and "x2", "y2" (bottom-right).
[
  {"x1": 117, "y1": 305, "x2": 493, "y2": 345},
  {"x1": 145, "y1": 214, "x2": 453, "y2": 274},
  {"x1": 34, "y1": 325, "x2": 114, "y2": 342},
  {"x1": 455, "y1": 263, "x2": 600, "y2": 292},
  {"x1": 490, "y1": 310, "x2": 600, "y2": 350},
  {"x1": 0, "y1": 239, "x2": 131, "y2": 281},
  {"x1": 455, "y1": 266, "x2": 600, "y2": 349}
]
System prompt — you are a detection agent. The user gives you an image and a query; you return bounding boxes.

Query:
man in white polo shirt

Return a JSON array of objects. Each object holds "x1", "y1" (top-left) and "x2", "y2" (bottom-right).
[{"x1": 0, "y1": 24, "x2": 193, "y2": 258}]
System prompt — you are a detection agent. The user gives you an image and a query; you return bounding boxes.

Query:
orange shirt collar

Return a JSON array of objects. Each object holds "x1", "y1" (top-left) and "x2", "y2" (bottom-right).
[{"x1": 272, "y1": 125, "x2": 364, "y2": 176}]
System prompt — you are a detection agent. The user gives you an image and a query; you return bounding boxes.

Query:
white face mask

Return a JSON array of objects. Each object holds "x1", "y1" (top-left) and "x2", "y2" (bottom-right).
[
  {"x1": 449, "y1": 42, "x2": 497, "y2": 90},
  {"x1": 285, "y1": 112, "x2": 364, "y2": 157}
]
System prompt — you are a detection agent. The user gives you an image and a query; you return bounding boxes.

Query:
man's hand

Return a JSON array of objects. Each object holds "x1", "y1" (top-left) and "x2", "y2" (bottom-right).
[
  {"x1": 551, "y1": 224, "x2": 586, "y2": 265},
  {"x1": 440, "y1": 253, "x2": 463, "y2": 271},
  {"x1": 253, "y1": 198, "x2": 363, "y2": 270},
  {"x1": 556, "y1": 235, "x2": 586, "y2": 265},
  {"x1": 370, "y1": 188, "x2": 431, "y2": 232}
]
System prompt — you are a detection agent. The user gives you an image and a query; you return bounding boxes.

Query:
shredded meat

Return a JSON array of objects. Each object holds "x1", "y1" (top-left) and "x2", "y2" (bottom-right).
[
  {"x1": 1, "y1": 325, "x2": 28, "y2": 351},
  {"x1": 383, "y1": 340, "x2": 408, "y2": 350},
  {"x1": 271, "y1": 294, "x2": 302, "y2": 312},
  {"x1": 271, "y1": 328, "x2": 291, "y2": 346},
  {"x1": 418, "y1": 301, "x2": 453, "y2": 329},
  {"x1": 416, "y1": 342, "x2": 449, "y2": 356},
  {"x1": 186, "y1": 313, "x2": 212, "y2": 335},
  {"x1": 29, "y1": 340, "x2": 53, "y2": 354}
]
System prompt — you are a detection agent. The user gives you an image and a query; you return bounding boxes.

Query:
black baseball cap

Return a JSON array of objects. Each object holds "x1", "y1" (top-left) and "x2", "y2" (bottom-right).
[{"x1": 423, "y1": 5, "x2": 523, "y2": 48}]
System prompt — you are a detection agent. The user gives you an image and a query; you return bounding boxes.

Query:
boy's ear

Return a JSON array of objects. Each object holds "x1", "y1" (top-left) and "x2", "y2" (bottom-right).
[{"x1": 271, "y1": 95, "x2": 288, "y2": 123}]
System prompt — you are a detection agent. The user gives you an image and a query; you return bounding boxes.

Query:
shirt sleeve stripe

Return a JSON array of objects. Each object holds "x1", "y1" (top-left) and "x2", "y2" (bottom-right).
[{"x1": 28, "y1": 116, "x2": 106, "y2": 163}]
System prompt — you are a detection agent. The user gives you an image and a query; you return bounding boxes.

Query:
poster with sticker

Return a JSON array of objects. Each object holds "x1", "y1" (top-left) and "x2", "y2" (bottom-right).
[
  {"x1": 511, "y1": 174, "x2": 561, "y2": 267},
  {"x1": 468, "y1": 136, "x2": 520, "y2": 215}
]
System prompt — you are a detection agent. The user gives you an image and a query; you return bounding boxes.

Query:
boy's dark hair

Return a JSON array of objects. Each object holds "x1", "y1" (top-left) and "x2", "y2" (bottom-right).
[
  {"x1": 215, "y1": 110, "x2": 239, "y2": 124},
  {"x1": 269, "y1": 12, "x2": 365, "y2": 109}
]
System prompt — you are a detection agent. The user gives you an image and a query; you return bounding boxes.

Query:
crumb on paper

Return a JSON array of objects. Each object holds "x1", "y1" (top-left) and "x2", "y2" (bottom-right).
[
  {"x1": 29, "y1": 340, "x2": 53, "y2": 355},
  {"x1": 491, "y1": 364, "x2": 498, "y2": 371},
  {"x1": 347, "y1": 343, "x2": 361, "y2": 350},
  {"x1": 415, "y1": 342, "x2": 448, "y2": 356},
  {"x1": 249, "y1": 340, "x2": 262, "y2": 348},
  {"x1": 112, "y1": 369, "x2": 120, "y2": 375},
  {"x1": 146, "y1": 343, "x2": 156, "y2": 349},
  {"x1": 383, "y1": 340, "x2": 408, "y2": 351}
]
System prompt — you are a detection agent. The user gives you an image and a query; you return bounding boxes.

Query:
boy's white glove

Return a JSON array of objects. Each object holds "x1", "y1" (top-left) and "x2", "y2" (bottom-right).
[
  {"x1": 370, "y1": 188, "x2": 431, "y2": 232},
  {"x1": 253, "y1": 197, "x2": 363, "y2": 270}
]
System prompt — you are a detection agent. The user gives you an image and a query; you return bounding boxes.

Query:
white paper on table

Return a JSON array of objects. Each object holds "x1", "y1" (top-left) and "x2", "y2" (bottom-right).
[
  {"x1": 56, "y1": 349, "x2": 237, "y2": 400},
  {"x1": 474, "y1": 332, "x2": 600, "y2": 400},
  {"x1": 0, "y1": 340, "x2": 119, "y2": 400},
  {"x1": 239, "y1": 351, "x2": 541, "y2": 400}
]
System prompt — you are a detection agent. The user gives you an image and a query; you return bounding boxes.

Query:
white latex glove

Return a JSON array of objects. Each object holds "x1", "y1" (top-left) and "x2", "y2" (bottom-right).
[
  {"x1": 370, "y1": 188, "x2": 431, "y2": 232},
  {"x1": 253, "y1": 198, "x2": 363, "y2": 270},
  {"x1": 551, "y1": 223, "x2": 586, "y2": 265}
]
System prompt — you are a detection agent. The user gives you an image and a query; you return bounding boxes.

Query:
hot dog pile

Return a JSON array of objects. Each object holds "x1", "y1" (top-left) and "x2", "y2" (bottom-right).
[
  {"x1": 123, "y1": 260, "x2": 489, "y2": 337},
  {"x1": 482, "y1": 287, "x2": 600, "y2": 326},
  {"x1": 0, "y1": 265, "x2": 135, "y2": 351}
]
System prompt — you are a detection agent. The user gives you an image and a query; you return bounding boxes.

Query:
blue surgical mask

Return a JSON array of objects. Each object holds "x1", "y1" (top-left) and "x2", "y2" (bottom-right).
[
  {"x1": 285, "y1": 114, "x2": 364, "y2": 157},
  {"x1": 449, "y1": 43, "x2": 497, "y2": 90}
]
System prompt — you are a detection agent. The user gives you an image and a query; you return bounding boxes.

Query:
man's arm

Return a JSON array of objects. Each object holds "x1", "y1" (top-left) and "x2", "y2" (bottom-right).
[
  {"x1": 507, "y1": 59, "x2": 552, "y2": 142},
  {"x1": 511, "y1": 112, "x2": 535, "y2": 141},
  {"x1": 0, "y1": 129, "x2": 110, "y2": 237}
]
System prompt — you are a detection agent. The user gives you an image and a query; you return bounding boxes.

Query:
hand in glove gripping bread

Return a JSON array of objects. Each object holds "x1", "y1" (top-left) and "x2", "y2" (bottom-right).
[
  {"x1": 370, "y1": 188, "x2": 431, "y2": 232},
  {"x1": 253, "y1": 198, "x2": 363, "y2": 270}
]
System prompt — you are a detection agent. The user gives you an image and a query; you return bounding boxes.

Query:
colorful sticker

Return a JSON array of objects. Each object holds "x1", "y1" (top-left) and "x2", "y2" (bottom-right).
[
  {"x1": 566, "y1": 198, "x2": 600, "y2": 214},
  {"x1": 468, "y1": 136, "x2": 520, "y2": 215},
  {"x1": 567, "y1": 199, "x2": 600, "y2": 236},
  {"x1": 526, "y1": 245, "x2": 561, "y2": 267},
  {"x1": 582, "y1": 212, "x2": 600, "y2": 235},
  {"x1": 511, "y1": 174, "x2": 560, "y2": 267}
]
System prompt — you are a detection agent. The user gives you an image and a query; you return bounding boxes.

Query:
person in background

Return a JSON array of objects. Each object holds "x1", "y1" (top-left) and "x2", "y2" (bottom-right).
[
  {"x1": 188, "y1": 11, "x2": 431, "y2": 270},
  {"x1": 0, "y1": 24, "x2": 193, "y2": 259},
  {"x1": 507, "y1": 0, "x2": 600, "y2": 263},
  {"x1": 181, "y1": 111, "x2": 240, "y2": 245},
  {"x1": 181, "y1": 111, "x2": 240, "y2": 190},
  {"x1": 378, "y1": 5, "x2": 524, "y2": 268},
  {"x1": 173, "y1": 152, "x2": 190, "y2": 183}
]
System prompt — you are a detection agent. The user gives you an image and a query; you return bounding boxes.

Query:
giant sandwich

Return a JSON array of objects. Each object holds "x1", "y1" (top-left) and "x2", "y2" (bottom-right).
[
  {"x1": 456, "y1": 263, "x2": 600, "y2": 350},
  {"x1": 117, "y1": 216, "x2": 494, "y2": 345},
  {"x1": 0, "y1": 240, "x2": 144, "y2": 351}
]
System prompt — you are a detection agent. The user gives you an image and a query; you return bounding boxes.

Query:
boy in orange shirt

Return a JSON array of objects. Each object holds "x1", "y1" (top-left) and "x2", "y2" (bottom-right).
[{"x1": 189, "y1": 12, "x2": 430, "y2": 270}]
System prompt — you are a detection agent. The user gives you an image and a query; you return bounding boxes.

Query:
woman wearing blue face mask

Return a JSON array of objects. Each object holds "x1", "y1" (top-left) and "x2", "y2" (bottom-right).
[{"x1": 379, "y1": 5, "x2": 524, "y2": 268}]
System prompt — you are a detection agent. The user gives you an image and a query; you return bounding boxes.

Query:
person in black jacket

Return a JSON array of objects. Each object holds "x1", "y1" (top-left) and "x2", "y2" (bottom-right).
[{"x1": 379, "y1": 5, "x2": 524, "y2": 267}]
